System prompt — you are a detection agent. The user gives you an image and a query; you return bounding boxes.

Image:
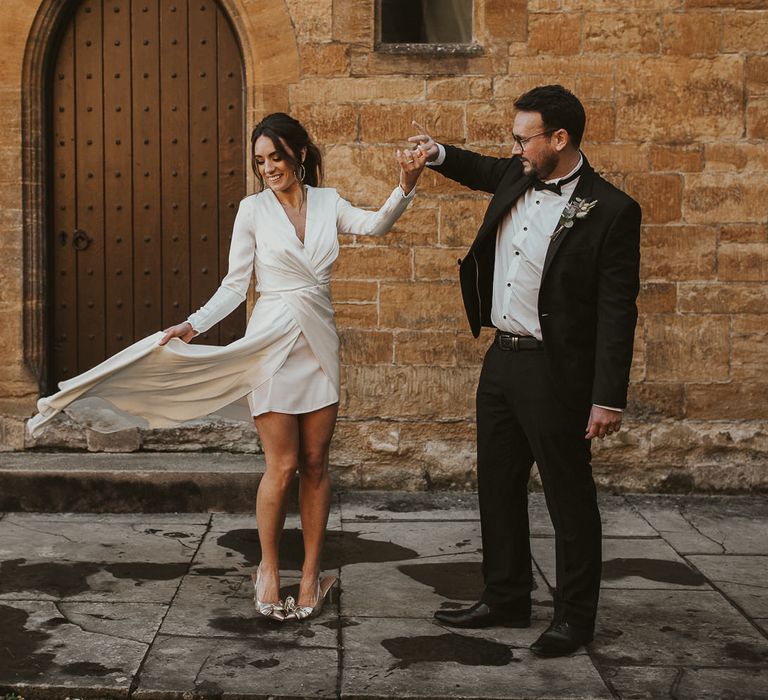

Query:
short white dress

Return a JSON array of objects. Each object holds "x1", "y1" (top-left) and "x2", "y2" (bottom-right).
[{"x1": 28, "y1": 184, "x2": 414, "y2": 436}]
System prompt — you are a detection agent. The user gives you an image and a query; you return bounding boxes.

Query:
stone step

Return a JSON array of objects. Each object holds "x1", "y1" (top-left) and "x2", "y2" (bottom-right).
[{"x1": 0, "y1": 452, "x2": 267, "y2": 513}]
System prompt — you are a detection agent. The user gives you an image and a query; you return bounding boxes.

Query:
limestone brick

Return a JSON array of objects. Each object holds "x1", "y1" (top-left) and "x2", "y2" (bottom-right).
[
  {"x1": 650, "y1": 144, "x2": 704, "y2": 172},
  {"x1": 467, "y1": 101, "x2": 517, "y2": 145},
  {"x1": 334, "y1": 302, "x2": 378, "y2": 328},
  {"x1": 427, "y1": 77, "x2": 492, "y2": 102},
  {"x1": 456, "y1": 330, "x2": 494, "y2": 366},
  {"x1": 359, "y1": 104, "x2": 465, "y2": 144},
  {"x1": 684, "y1": 173, "x2": 768, "y2": 224},
  {"x1": 334, "y1": 246, "x2": 412, "y2": 281},
  {"x1": 625, "y1": 174, "x2": 683, "y2": 224},
  {"x1": 719, "y1": 223, "x2": 767, "y2": 243},
  {"x1": 746, "y1": 56, "x2": 768, "y2": 96},
  {"x1": 686, "y1": 0, "x2": 766, "y2": 9},
  {"x1": 588, "y1": 144, "x2": 649, "y2": 173},
  {"x1": 358, "y1": 52, "x2": 497, "y2": 78},
  {"x1": 379, "y1": 281, "x2": 465, "y2": 330},
  {"x1": 626, "y1": 383, "x2": 685, "y2": 420},
  {"x1": 747, "y1": 97, "x2": 768, "y2": 139},
  {"x1": 583, "y1": 101, "x2": 615, "y2": 143},
  {"x1": 704, "y1": 143, "x2": 768, "y2": 172},
  {"x1": 637, "y1": 283, "x2": 676, "y2": 314},
  {"x1": 284, "y1": 0, "x2": 333, "y2": 41},
  {"x1": 332, "y1": 0, "x2": 373, "y2": 44},
  {"x1": 484, "y1": 0, "x2": 528, "y2": 42},
  {"x1": 564, "y1": 0, "x2": 682, "y2": 8},
  {"x1": 414, "y1": 247, "x2": 465, "y2": 282},
  {"x1": 731, "y1": 315, "x2": 768, "y2": 381},
  {"x1": 439, "y1": 198, "x2": 491, "y2": 247},
  {"x1": 339, "y1": 329, "x2": 393, "y2": 365},
  {"x1": 640, "y1": 225, "x2": 717, "y2": 281},
  {"x1": 528, "y1": 13, "x2": 581, "y2": 55},
  {"x1": 686, "y1": 383, "x2": 768, "y2": 421},
  {"x1": 722, "y1": 10, "x2": 768, "y2": 53},
  {"x1": 331, "y1": 280, "x2": 378, "y2": 303},
  {"x1": 678, "y1": 282, "x2": 768, "y2": 313},
  {"x1": 575, "y1": 73, "x2": 614, "y2": 101},
  {"x1": 661, "y1": 12, "x2": 721, "y2": 55},
  {"x1": 718, "y1": 243, "x2": 768, "y2": 282},
  {"x1": 298, "y1": 43, "x2": 349, "y2": 77},
  {"x1": 292, "y1": 104, "x2": 357, "y2": 144},
  {"x1": 394, "y1": 331, "x2": 458, "y2": 367},
  {"x1": 288, "y1": 77, "x2": 425, "y2": 105},
  {"x1": 343, "y1": 365, "x2": 476, "y2": 419},
  {"x1": 616, "y1": 56, "x2": 743, "y2": 141},
  {"x1": 323, "y1": 144, "x2": 407, "y2": 204},
  {"x1": 646, "y1": 314, "x2": 730, "y2": 381},
  {"x1": 583, "y1": 13, "x2": 661, "y2": 54}
]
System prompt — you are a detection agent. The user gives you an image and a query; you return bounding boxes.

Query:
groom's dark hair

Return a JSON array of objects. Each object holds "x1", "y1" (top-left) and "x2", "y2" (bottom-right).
[{"x1": 514, "y1": 84, "x2": 586, "y2": 148}]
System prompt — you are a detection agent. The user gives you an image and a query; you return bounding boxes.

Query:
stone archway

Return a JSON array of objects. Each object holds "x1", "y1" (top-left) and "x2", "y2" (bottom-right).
[{"x1": 21, "y1": 0, "x2": 298, "y2": 394}]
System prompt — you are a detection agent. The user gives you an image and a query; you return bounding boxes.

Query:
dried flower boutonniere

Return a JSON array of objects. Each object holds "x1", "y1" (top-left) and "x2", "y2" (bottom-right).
[{"x1": 551, "y1": 198, "x2": 598, "y2": 243}]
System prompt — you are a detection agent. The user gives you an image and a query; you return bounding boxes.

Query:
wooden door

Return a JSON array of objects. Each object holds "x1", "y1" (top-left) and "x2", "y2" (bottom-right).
[{"x1": 49, "y1": 0, "x2": 246, "y2": 385}]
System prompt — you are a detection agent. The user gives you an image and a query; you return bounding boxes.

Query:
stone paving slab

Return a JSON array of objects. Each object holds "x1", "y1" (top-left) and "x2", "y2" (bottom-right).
[
  {"x1": 1, "y1": 494, "x2": 767, "y2": 700},
  {"x1": 531, "y1": 537, "x2": 710, "y2": 590},
  {"x1": 341, "y1": 616, "x2": 611, "y2": 699}
]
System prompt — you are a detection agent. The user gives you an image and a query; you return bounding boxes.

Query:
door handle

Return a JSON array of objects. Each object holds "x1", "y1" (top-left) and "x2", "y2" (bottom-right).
[{"x1": 72, "y1": 229, "x2": 92, "y2": 251}]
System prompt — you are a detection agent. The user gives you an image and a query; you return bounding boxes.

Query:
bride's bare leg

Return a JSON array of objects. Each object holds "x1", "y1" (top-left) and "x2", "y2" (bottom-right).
[
  {"x1": 254, "y1": 411, "x2": 301, "y2": 603},
  {"x1": 296, "y1": 403, "x2": 339, "y2": 606}
]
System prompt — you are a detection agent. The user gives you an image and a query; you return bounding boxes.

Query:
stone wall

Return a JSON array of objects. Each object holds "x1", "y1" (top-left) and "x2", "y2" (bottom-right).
[{"x1": 1, "y1": 0, "x2": 767, "y2": 492}]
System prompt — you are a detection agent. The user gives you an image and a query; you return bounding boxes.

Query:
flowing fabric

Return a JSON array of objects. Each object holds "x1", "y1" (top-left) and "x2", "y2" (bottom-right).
[{"x1": 28, "y1": 185, "x2": 414, "y2": 437}]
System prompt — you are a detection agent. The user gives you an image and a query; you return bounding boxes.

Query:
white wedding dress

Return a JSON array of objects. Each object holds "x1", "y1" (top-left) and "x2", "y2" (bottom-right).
[{"x1": 28, "y1": 185, "x2": 414, "y2": 437}]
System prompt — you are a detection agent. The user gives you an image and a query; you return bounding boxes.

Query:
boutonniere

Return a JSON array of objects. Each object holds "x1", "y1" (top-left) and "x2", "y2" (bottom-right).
[{"x1": 551, "y1": 198, "x2": 598, "y2": 243}]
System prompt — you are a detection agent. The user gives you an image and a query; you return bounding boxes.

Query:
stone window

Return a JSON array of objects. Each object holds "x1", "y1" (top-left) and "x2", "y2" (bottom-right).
[{"x1": 376, "y1": 0, "x2": 480, "y2": 55}]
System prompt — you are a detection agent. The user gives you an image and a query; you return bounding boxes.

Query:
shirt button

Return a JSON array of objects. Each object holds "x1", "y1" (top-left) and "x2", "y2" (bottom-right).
[
  {"x1": 515, "y1": 251, "x2": 520, "y2": 255},
  {"x1": 523, "y1": 227, "x2": 528, "y2": 231},
  {"x1": 503, "y1": 315, "x2": 507, "y2": 319},
  {"x1": 536, "y1": 200, "x2": 541, "y2": 205},
  {"x1": 507, "y1": 283, "x2": 511, "y2": 287}
]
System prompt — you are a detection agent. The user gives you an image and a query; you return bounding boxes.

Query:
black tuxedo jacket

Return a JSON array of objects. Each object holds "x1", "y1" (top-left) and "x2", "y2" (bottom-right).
[{"x1": 434, "y1": 145, "x2": 641, "y2": 410}]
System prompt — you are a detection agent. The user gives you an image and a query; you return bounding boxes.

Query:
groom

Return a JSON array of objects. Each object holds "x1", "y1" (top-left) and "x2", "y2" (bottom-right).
[{"x1": 410, "y1": 85, "x2": 641, "y2": 657}]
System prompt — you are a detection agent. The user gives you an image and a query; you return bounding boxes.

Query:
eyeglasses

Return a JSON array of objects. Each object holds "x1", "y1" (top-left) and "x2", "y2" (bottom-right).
[{"x1": 512, "y1": 129, "x2": 554, "y2": 152}]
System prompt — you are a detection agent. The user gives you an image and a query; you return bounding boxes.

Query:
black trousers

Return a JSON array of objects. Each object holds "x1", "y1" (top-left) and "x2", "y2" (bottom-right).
[{"x1": 476, "y1": 342, "x2": 602, "y2": 633}]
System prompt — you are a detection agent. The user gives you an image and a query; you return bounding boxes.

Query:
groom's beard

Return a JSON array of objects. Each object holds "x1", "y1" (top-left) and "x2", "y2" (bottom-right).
[{"x1": 521, "y1": 150, "x2": 559, "y2": 180}]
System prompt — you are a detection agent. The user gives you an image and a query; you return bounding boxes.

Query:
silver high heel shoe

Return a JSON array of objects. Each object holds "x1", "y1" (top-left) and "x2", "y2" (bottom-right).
[
  {"x1": 251, "y1": 566, "x2": 285, "y2": 622},
  {"x1": 284, "y1": 575, "x2": 336, "y2": 621}
]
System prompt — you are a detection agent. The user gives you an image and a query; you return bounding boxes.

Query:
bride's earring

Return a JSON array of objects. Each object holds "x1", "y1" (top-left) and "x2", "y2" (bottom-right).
[{"x1": 298, "y1": 163, "x2": 306, "y2": 182}]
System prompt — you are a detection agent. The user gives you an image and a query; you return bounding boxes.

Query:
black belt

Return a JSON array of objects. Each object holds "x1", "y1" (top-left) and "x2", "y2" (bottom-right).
[{"x1": 494, "y1": 330, "x2": 544, "y2": 351}]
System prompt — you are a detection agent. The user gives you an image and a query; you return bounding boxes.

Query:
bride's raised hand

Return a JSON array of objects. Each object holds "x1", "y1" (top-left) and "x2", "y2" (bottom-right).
[
  {"x1": 396, "y1": 142, "x2": 428, "y2": 195},
  {"x1": 159, "y1": 321, "x2": 197, "y2": 346}
]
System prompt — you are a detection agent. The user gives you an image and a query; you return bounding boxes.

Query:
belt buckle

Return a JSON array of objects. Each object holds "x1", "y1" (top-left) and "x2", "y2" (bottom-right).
[
  {"x1": 497, "y1": 332, "x2": 519, "y2": 351},
  {"x1": 512, "y1": 336, "x2": 519, "y2": 351}
]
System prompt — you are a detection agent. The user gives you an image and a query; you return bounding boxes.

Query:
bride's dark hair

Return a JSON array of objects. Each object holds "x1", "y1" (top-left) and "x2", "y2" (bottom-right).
[{"x1": 250, "y1": 112, "x2": 323, "y2": 189}]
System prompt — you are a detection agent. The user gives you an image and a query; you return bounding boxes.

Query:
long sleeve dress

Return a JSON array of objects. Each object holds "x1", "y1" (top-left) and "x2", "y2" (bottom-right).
[{"x1": 27, "y1": 184, "x2": 414, "y2": 437}]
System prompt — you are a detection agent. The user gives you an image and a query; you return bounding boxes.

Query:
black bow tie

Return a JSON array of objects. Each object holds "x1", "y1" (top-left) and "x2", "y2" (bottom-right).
[{"x1": 531, "y1": 165, "x2": 583, "y2": 196}]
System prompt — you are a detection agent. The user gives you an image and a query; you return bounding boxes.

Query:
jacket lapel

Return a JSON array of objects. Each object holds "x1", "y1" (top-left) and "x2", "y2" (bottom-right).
[{"x1": 541, "y1": 155, "x2": 596, "y2": 282}]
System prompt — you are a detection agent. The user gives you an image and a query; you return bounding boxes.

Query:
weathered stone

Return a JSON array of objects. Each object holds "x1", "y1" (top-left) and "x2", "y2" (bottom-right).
[
  {"x1": 339, "y1": 328, "x2": 393, "y2": 365},
  {"x1": 288, "y1": 77, "x2": 425, "y2": 105},
  {"x1": 720, "y1": 223, "x2": 767, "y2": 243},
  {"x1": 394, "y1": 331, "x2": 457, "y2": 367},
  {"x1": 86, "y1": 427, "x2": 141, "y2": 453},
  {"x1": 705, "y1": 143, "x2": 768, "y2": 172},
  {"x1": 651, "y1": 143, "x2": 704, "y2": 172},
  {"x1": 298, "y1": 42, "x2": 349, "y2": 77},
  {"x1": 583, "y1": 12, "x2": 661, "y2": 54},
  {"x1": 731, "y1": 315, "x2": 768, "y2": 381},
  {"x1": 626, "y1": 174, "x2": 683, "y2": 224},
  {"x1": 718, "y1": 243, "x2": 768, "y2": 281},
  {"x1": 637, "y1": 282, "x2": 676, "y2": 313},
  {"x1": 722, "y1": 10, "x2": 768, "y2": 52},
  {"x1": 646, "y1": 315, "x2": 729, "y2": 381},
  {"x1": 747, "y1": 55, "x2": 768, "y2": 96},
  {"x1": 626, "y1": 383, "x2": 685, "y2": 419},
  {"x1": 334, "y1": 245, "x2": 411, "y2": 280},
  {"x1": 334, "y1": 302, "x2": 378, "y2": 328},
  {"x1": 689, "y1": 556, "x2": 768, "y2": 617},
  {"x1": 616, "y1": 56, "x2": 743, "y2": 141},
  {"x1": 684, "y1": 172, "x2": 768, "y2": 224},
  {"x1": 484, "y1": 0, "x2": 528, "y2": 41},
  {"x1": 343, "y1": 365, "x2": 476, "y2": 419},
  {"x1": 747, "y1": 96, "x2": 768, "y2": 138},
  {"x1": 359, "y1": 103, "x2": 465, "y2": 144},
  {"x1": 677, "y1": 282, "x2": 768, "y2": 313},
  {"x1": 140, "y1": 418, "x2": 261, "y2": 453},
  {"x1": 379, "y1": 281, "x2": 466, "y2": 330},
  {"x1": 439, "y1": 197, "x2": 490, "y2": 247},
  {"x1": 330, "y1": 279, "x2": 377, "y2": 303},
  {"x1": 662, "y1": 11, "x2": 721, "y2": 55},
  {"x1": 589, "y1": 143, "x2": 649, "y2": 173},
  {"x1": 528, "y1": 13, "x2": 581, "y2": 55},
  {"x1": 427, "y1": 77, "x2": 492, "y2": 101},
  {"x1": 414, "y1": 246, "x2": 465, "y2": 281},
  {"x1": 640, "y1": 225, "x2": 717, "y2": 280},
  {"x1": 292, "y1": 103, "x2": 357, "y2": 143},
  {"x1": 332, "y1": 0, "x2": 372, "y2": 44},
  {"x1": 284, "y1": 0, "x2": 333, "y2": 41},
  {"x1": 686, "y1": 383, "x2": 768, "y2": 420}
]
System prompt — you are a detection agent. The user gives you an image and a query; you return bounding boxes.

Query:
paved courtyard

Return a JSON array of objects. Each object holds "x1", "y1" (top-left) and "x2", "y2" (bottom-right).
[{"x1": 1, "y1": 492, "x2": 767, "y2": 699}]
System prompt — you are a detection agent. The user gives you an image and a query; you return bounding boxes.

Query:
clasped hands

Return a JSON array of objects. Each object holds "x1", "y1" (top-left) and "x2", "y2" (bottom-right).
[{"x1": 396, "y1": 121, "x2": 441, "y2": 194}]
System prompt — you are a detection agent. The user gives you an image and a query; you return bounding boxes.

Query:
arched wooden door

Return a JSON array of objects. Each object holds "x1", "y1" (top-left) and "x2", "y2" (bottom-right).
[{"x1": 49, "y1": 0, "x2": 246, "y2": 385}]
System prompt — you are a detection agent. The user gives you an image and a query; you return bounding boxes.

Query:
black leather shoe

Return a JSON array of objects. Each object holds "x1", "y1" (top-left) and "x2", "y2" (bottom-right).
[
  {"x1": 530, "y1": 621, "x2": 593, "y2": 658},
  {"x1": 434, "y1": 602, "x2": 530, "y2": 629}
]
